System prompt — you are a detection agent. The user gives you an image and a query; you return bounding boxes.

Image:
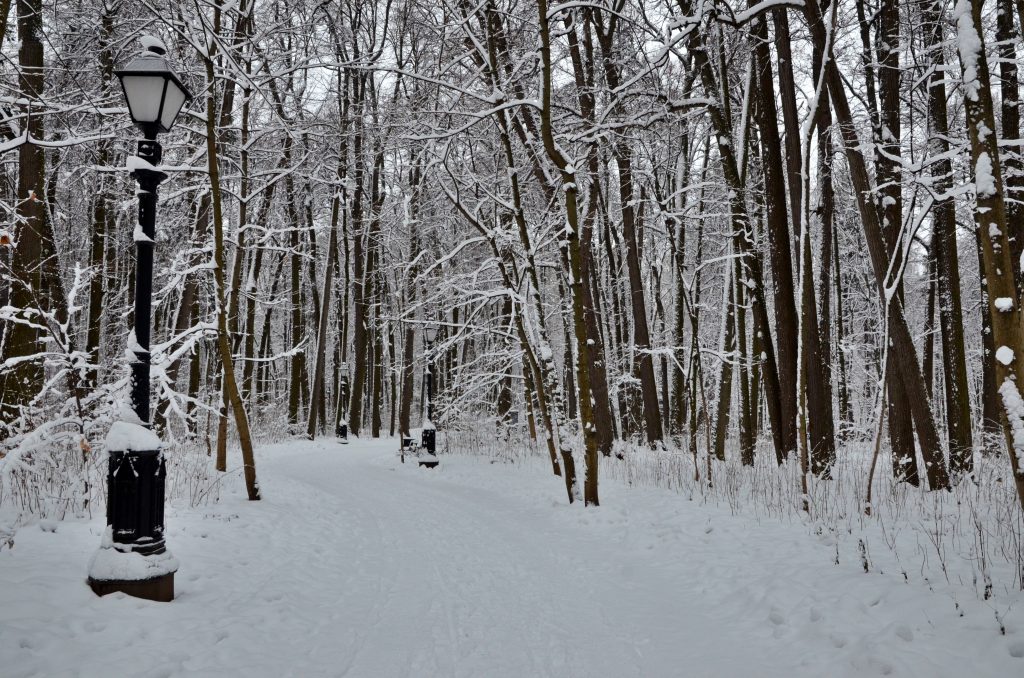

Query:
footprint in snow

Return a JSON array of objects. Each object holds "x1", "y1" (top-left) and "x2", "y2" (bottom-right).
[{"x1": 83, "y1": 619, "x2": 106, "y2": 633}]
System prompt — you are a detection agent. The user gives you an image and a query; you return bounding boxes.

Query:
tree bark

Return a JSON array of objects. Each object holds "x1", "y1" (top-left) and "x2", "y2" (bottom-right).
[
  {"x1": 713, "y1": 272, "x2": 736, "y2": 462},
  {"x1": 85, "y1": 8, "x2": 115, "y2": 387},
  {"x1": 921, "y1": 0, "x2": 975, "y2": 476},
  {"x1": 204, "y1": 50, "x2": 260, "y2": 500},
  {"x1": 752, "y1": 9, "x2": 798, "y2": 459},
  {"x1": 954, "y1": 0, "x2": 1024, "y2": 510},
  {"x1": 997, "y1": 0, "x2": 1024, "y2": 286}
]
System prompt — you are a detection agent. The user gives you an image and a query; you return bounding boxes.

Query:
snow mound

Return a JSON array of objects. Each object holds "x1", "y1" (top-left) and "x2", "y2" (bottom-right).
[
  {"x1": 105, "y1": 421, "x2": 163, "y2": 452},
  {"x1": 87, "y1": 527, "x2": 178, "y2": 582}
]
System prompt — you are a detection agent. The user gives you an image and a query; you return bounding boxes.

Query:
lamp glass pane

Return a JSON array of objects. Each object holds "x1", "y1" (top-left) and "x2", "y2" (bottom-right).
[
  {"x1": 160, "y1": 81, "x2": 187, "y2": 131},
  {"x1": 121, "y1": 75, "x2": 167, "y2": 123},
  {"x1": 425, "y1": 327, "x2": 438, "y2": 342}
]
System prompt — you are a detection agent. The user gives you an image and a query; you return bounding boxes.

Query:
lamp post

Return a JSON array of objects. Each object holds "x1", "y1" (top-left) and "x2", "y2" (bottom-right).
[
  {"x1": 336, "y1": 363, "x2": 349, "y2": 444},
  {"x1": 420, "y1": 323, "x2": 439, "y2": 468},
  {"x1": 87, "y1": 37, "x2": 192, "y2": 603}
]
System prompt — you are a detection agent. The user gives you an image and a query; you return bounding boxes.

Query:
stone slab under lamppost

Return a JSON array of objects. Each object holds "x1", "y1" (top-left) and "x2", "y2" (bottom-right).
[{"x1": 88, "y1": 36, "x2": 192, "y2": 603}]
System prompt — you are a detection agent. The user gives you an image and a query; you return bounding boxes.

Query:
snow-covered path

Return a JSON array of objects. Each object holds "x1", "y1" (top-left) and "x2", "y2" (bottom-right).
[
  {"x1": 270, "y1": 442, "x2": 758, "y2": 677},
  {"x1": 2, "y1": 439, "x2": 1021, "y2": 677}
]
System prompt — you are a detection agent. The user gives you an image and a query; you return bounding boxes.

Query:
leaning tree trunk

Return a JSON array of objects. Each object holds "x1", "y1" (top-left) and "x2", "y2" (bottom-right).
[
  {"x1": 875, "y1": 0, "x2": 921, "y2": 486},
  {"x1": 203, "y1": 51, "x2": 260, "y2": 501}
]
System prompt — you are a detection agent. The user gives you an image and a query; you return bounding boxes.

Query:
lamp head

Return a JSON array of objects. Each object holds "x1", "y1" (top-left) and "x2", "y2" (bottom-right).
[{"x1": 116, "y1": 36, "x2": 193, "y2": 138}]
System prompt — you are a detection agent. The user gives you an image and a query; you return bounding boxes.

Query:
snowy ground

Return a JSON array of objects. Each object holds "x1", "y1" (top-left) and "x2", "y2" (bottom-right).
[{"x1": 2, "y1": 438, "x2": 1022, "y2": 677}]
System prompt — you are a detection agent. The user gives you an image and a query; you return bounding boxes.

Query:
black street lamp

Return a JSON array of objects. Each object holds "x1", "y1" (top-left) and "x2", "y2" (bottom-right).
[
  {"x1": 420, "y1": 323, "x2": 439, "y2": 468},
  {"x1": 88, "y1": 37, "x2": 192, "y2": 603},
  {"x1": 336, "y1": 363, "x2": 349, "y2": 444}
]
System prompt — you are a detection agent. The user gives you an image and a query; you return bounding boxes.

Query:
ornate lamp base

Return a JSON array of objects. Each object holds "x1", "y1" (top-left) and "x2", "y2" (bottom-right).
[
  {"x1": 420, "y1": 427, "x2": 437, "y2": 467},
  {"x1": 87, "y1": 526, "x2": 178, "y2": 603},
  {"x1": 91, "y1": 426, "x2": 177, "y2": 602}
]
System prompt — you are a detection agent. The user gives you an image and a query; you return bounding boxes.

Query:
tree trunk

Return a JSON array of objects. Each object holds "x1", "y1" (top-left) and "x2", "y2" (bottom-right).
[
  {"x1": 1, "y1": 0, "x2": 61, "y2": 440},
  {"x1": 954, "y1": 0, "x2": 1024, "y2": 510},
  {"x1": 752, "y1": 9, "x2": 799, "y2": 459},
  {"x1": 287, "y1": 151, "x2": 305, "y2": 427},
  {"x1": 85, "y1": 8, "x2": 115, "y2": 387},
  {"x1": 204, "y1": 53, "x2": 260, "y2": 500},
  {"x1": 713, "y1": 271, "x2": 737, "y2": 462},
  {"x1": 306, "y1": 155, "x2": 343, "y2": 437},
  {"x1": 348, "y1": 111, "x2": 374, "y2": 437},
  {"x1": 563, "y1": 12, "x2": 616, "y2": 455},
  {"x1": 539, "y1": 0, "x2": 595, "y2": 502},
  {"x1": 997, "y1": 0, "x2": 1024, "y2": 286},
  {"x1": 874, "y1": 0, "x2": 921, "y2": 486},
  {"x1": 398, "y1": 234, "x2": 419, "y2": 438},
  {"x1": 833, "y1": 230, "x2": 853, "y2": 432},
  {"x1": 799, "y1": 8, "x2": 837, "y2": 476}
]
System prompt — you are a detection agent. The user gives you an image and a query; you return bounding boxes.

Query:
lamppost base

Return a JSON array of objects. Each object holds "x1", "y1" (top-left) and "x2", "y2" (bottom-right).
[
  {"x1": 87, "y1": 531, "x2": 178, "y2": 602},
  {"x1": 88, "y1": 572, "x2": 175, "y2": 602}
]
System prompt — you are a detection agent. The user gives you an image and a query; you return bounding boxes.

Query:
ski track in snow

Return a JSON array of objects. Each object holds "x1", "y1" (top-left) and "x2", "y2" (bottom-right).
[{"x1": 1, "y1": 438, "x2": 1021, "y2": 677}]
